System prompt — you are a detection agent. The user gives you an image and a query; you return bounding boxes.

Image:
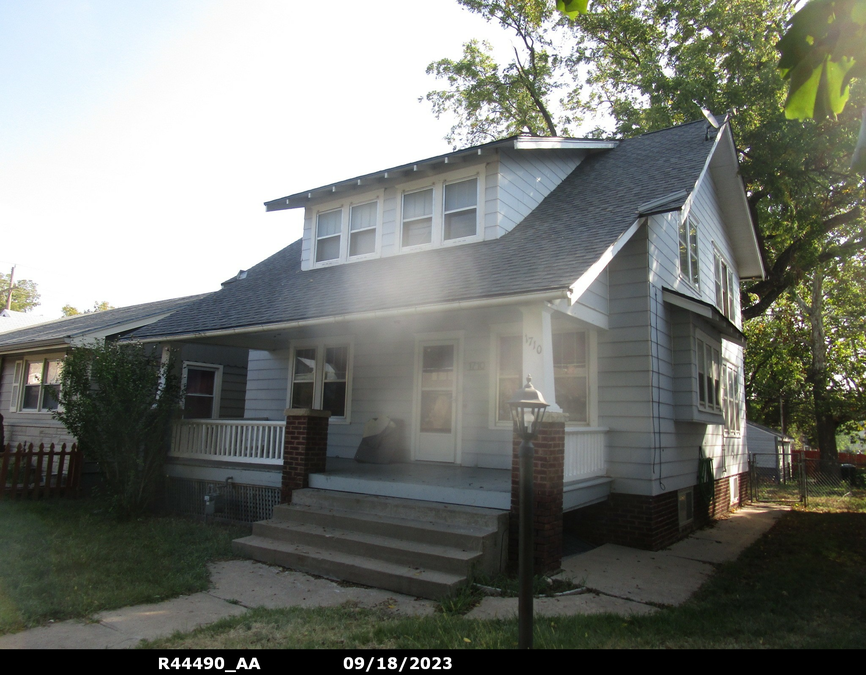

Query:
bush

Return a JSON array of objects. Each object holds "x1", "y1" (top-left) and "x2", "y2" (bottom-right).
[{"x1": 55, "y1": 341, "x2": 181, "y2": 517}]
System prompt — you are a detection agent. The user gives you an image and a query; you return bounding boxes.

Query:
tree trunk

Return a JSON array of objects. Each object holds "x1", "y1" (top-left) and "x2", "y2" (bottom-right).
[{"x1": 803, "y1": 267, "x2": 840, "y2": 477}]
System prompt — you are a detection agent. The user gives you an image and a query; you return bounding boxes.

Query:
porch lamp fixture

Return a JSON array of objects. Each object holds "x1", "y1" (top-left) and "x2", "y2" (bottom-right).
[{"x1": 508, "y1": 375, "x2": 549, "y2": 650}]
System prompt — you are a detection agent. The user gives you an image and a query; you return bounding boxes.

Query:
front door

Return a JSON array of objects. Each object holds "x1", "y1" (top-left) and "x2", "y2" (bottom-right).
[{"x1": 413, "y1": 340, "x2": 460, "y2": 463}]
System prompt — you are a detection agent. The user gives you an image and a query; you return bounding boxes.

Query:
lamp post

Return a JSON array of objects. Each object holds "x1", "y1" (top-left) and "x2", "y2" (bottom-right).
[{"x1": 508, "y1": 375, "x2": 549, "y2": 650}]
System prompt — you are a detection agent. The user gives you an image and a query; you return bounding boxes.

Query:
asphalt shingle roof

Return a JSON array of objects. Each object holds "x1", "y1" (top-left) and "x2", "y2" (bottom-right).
[
  {"x1": 0, "y1": 295, "x2": 208, "y2": 351},
  {"x1": 133, "y1": 121, "x2": 714, "y2": 340}
]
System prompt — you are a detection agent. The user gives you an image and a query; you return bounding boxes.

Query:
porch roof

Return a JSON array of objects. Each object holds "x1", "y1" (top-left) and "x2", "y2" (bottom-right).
[
  {"x1": 0, "y1": 295, "x2": 208, "y2": 354},
  {"x1": 132, "y1": 121, "x2": 716, "y2": 342}
]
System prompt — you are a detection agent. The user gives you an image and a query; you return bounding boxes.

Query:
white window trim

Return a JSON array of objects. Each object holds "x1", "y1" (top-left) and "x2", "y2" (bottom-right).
[
  {"x1": 713, "y1": 247, "x2": 738, "y2": 322},
  {"x1": 181, "y1": 362, "x2": 223, "y2": 420},
  {"x1": 695, "y1": 330, "x2": 722, "y2": 414},
  {"x1": 286, "y1": 337, "x2": 353, "y2": 424},
  {"x1": 399, "y1": 166, "x2": 485, "y2": 252},
  {"x1": 722, "y1": 361, "x2": 742, "y2": 436},
  {"x1": 11, "y1": 355, "x2": 65, "y2": 414},
  {"x1": 311, "y1": 190, "x2": 384, "y2": 268},
  {"x1": 678, "y1": 212, "x2": 700, "y2": 289}
]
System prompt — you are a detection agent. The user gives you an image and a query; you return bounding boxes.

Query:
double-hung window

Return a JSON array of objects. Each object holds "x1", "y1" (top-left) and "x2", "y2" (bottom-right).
[
  {"x1": 722, "y1": 363, "x2": 741, "y2": 433},
  {"x1": 182, "y1": 363, "x2": 222, "y2": 419},
  {"x1": 315, "y1": 209, "x2": 342, "y2": 263},
  {"x1": 401, "y1": 173, "x2": 481, "y2": 250},
  {"x1": 402, "y1": 188, "x2": 434, "y2": 247},
  {"x1": 443, "y1": 178, "x2": 478, "y2": 241},
  {"x1": 696, "y1": 334, "x2": 721, "y2": 413},
  {"x1": 714, "y1": 250, "x2": 737, "y2": 321},
  {"x1": 679, "y1": 215, "x2": 700, "y2": 287},
  {"x1": 313, "y1": 195, "x2": 381, "y2": 265},
  {"x1": 289, "y1": 342, "x2": 351, "y2": 421},
  {"x1": 11, "y1": 358, "x2": 63, "y2": 412}
]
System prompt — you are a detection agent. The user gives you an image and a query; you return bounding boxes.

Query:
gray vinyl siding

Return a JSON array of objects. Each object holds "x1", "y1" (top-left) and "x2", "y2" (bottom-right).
[
  {"x1": 494, "y1": 149, "x2": 585, "y2": 237},
  {"x1": 244, "y1": 349, "x2": 290, "y2": 420}
]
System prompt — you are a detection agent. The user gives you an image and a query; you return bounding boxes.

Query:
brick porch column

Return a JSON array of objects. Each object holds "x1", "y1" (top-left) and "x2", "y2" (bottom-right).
[
  {"x1": 281, "y1": 408, "x2": 331, "y2": 504},
  {"x1": 509, "y1": 412, "x2": 565, "y2": 574}
]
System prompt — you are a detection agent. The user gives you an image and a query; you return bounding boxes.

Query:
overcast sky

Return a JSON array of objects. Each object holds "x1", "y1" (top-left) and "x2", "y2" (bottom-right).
[{"x1": 0, "y1": 0, "x2": 516, "y2": 318}]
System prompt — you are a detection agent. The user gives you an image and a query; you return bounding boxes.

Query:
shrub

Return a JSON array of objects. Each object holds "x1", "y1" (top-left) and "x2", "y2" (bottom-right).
[{"x1": 55, "y1": 341, "x2": 182, "y2": 517}]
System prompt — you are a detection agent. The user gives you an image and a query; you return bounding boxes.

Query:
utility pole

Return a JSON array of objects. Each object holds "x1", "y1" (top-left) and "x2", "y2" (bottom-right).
[{"x1": 4, "y1": 265, "x2": 15, "y2": 311}]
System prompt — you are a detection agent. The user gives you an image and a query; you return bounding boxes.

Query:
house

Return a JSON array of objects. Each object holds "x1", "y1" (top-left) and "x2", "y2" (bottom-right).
[
  {"x1": 130, "y1": 119, "x2": 764, "y2": 598},
  {"x1": 0, "y1": 295, "x2": 249, "y2": 448},
  {"x1": 0, "y1": 309, "x2": 51, "y2": 334}
]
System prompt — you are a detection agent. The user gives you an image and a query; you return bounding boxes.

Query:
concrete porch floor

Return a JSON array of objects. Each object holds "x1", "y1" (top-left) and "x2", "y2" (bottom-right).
[{"x1": 308, "y1": 457, "x2": 512, "y2": 509}]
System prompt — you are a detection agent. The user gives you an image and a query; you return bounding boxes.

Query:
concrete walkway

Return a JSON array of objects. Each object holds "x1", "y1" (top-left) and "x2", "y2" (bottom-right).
[{"x1": 0, "y1": 504, "x2": 786, "y2": 649}]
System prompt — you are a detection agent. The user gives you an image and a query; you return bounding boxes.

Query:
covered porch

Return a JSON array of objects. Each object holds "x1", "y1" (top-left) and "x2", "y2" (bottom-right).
[{"x1": 168, "y1": 417, "x2": 611, "y2": 511}]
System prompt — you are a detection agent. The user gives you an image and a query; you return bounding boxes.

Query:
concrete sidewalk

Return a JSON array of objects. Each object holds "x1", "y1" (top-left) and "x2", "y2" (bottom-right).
[{"x1": 0, "y1": 504, "x2": 786, "y2": 649}]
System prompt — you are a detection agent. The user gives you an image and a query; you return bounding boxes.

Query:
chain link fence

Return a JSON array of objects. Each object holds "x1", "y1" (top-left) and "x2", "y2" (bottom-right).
[{"x1": 750, "y1": 447, "x2": 866, "y2": 509}]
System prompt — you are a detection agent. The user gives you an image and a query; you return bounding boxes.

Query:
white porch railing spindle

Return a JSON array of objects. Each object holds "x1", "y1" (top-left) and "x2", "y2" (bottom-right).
[
  {"x1": 170, "y1": 420, "x2": 285, "y2": 465},
  {"x1": 563, "y1": 428, "x2": 607, "y2": 482}
]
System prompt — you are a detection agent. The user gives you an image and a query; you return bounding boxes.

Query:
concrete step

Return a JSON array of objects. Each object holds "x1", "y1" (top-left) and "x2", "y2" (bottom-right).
[
  {"x1": 234, "y1": 489, "x2": 509, "y2": 600},
  {"x1": 233, "y1": 534, "x2": 467, "y2": 600},
  {"x1": 251, "y1": 519, "x2": 483, "y2": 575}
]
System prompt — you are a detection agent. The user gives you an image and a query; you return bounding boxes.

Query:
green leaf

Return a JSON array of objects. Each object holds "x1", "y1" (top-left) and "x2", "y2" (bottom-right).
[{"x1": 555, "y1": 0, "x2": 589, "y2": 19}]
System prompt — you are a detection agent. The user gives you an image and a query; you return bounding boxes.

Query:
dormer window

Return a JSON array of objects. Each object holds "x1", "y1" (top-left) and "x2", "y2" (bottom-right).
[
  {"x1": 400, "y1": 171, "x2": 482, "y2": 251},
  {"x1": 402, "y1": 188, "x2": 434, "y2": 247},
  {"x1": 315, "y1": 209, "x2": 342, "y2": 263},
  {"x1": 349, "y1": 202, "x2": 378, "y2": 257},
  {"x1": 312, "y1": 192, "x2": 382, "y2": 266},
  {"x1": 444, "y1": 178, "x2": 478, "y2": 240}
]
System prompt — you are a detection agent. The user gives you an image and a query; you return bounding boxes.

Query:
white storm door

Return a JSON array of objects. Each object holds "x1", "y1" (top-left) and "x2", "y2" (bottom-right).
[{"x1": 414, "y1": 340, "x2": 461, "y2": 463}]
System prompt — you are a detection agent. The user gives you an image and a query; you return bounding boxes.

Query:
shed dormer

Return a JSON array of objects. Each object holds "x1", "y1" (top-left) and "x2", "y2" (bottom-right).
[{"x1": 265, "y1": 136, "x2": 618, "y2": 271}]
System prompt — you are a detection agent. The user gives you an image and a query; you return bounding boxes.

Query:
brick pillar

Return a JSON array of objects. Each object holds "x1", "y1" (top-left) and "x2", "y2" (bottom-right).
[
  {"x1": 509, "y1": 413, "x2": 565, "y2": 574},
  {"x1": 281, "y1": 408, "x2": 331, "y2": 503}
]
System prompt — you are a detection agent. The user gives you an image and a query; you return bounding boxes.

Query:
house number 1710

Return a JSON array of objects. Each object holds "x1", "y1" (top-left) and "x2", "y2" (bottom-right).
[{"x1": 525, "y1": 334, "x2": 542, "y2": 354}]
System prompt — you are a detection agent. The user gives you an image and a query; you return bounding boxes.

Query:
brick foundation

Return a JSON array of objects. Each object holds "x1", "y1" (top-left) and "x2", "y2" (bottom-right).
[
  {"x1": 509, "y1": 415, "x2": 565, "y2": 573},
  {"x1": 564, "y1": 470, "x2": 751, "y2": 551},
  {"x1": 281, "y1": 408, "x2": 330, "y2": 503}
]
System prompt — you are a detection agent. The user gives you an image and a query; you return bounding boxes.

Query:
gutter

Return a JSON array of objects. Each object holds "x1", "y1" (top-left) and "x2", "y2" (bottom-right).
[{"x1": 133, "y1": 288, "x2": 571, "y2": 344}]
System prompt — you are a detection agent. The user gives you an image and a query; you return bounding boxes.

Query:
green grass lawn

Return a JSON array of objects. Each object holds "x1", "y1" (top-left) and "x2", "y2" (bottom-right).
[
  {"x1": 141, "y1": 507, "x2": 866, "y2": 649},
  {"x1": 0, "y1": 497, "x2": 246, "y2": 635}
]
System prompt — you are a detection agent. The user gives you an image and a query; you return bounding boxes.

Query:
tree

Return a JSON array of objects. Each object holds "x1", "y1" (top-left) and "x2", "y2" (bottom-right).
[
  {"x1": 61, "y1": 301, "x2": 115, "y2": 317},
  {"x1": 555, "y1": 0, "x2": 866, "y2": 123},
  {"x1": 745, "y1": 257, "x2": 866, "y2": 468},
  {"x1": 0, "y1": 273, "x2": 40, "y2": 313},
  {"x1": 425, "y1": 0, "x2": 570, "y2": 146},
  {"x1": 54, "y1": 342, "x2": 182, "y2": 517}
]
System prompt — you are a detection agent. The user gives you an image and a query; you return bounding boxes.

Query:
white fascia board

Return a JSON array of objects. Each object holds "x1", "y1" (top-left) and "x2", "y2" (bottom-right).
[
  {"x1": 512, "y1": 137, "x2": 619, "y2": 151},
  {"x1": 568, "y1": 217, "x2": 644, "y2": 305}
]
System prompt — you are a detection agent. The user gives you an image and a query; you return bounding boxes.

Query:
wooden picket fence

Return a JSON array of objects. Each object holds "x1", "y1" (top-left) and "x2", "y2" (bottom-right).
[{"x1": 0, "y1": 442, "x2": 82, "y2": 500}]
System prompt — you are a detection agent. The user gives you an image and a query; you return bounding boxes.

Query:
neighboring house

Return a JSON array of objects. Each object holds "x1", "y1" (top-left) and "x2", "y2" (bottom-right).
[
  {"x1": 746, "y1": 420, "x2": 794, "y2": 483},
  {"x1": 0, "y1": 295, "x2": 249, "y2": 447},
  {"x1": 0, "y1": 309, "x2": 51, "y2": 334},
  {"x1": 130, "y1": 119, "x2": 764, "y2": 593}
]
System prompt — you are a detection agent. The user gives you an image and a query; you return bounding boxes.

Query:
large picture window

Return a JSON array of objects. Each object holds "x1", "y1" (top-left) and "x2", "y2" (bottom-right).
[
  {"x1": 494, "y1": 329, "x2": 590, "y2": 426},
  {"x1": 289, "y1": 342, "x2": 351, "y2": 420}
]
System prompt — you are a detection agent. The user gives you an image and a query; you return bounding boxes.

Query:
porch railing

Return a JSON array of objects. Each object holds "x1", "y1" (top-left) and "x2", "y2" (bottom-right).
[
  {"x1": 564, "y1": 427, "x2": 607, "y2": 482},
  {"x1": 170, "y1": 420, "x2": 284, "y2": 465}
]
